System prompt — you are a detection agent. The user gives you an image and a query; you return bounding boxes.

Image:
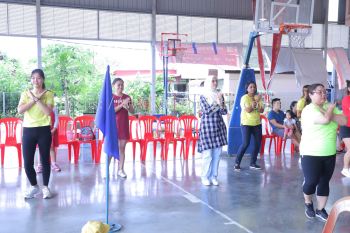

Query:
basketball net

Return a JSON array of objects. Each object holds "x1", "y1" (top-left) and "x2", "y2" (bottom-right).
[{"x1": 280, "y1": 24, "x2": 312, "y2": 48}]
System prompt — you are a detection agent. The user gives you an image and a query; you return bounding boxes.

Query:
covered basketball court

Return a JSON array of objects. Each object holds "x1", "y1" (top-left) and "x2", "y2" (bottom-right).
[{"x1": 0, "y1": 0, "x2": 350, "y2": 232}]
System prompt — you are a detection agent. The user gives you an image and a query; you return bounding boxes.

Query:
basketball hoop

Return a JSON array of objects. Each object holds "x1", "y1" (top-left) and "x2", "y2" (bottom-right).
[
  {"x1": 279, "y1": 23, "x2": 312, "y2": 48},
  {"x1": 160, "y1": 33, "x2": 188, "y2": 62}
]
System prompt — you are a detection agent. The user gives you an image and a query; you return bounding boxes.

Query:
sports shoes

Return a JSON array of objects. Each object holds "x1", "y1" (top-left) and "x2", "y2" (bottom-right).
[
  {"x1": 304, "y1": 202, "x2": 315, "y2": 219},
  {"x1": 51, "y1": 163, "x2": 61, "y2": 172},
  {"x1": 36, "y1": 164, "x2": 43, "y2": 173},
  {"x1": 42, "y1": 186, "x2": 52, "y2": 199},
  {"x1": 341, "y1": 168, "x2": 350, "y2": 178},
  {"x1": 201, "y1": 178, "x2": 211, "y2": 186},
  {"x1": 24, "y1": 185, "x2": 40, "y2": 199},
  {"x1": 233, "y1": 164, "x2": 241, "y2": 171},
  {"x1": 249, "y1": 164, "x2": 262, "y2": 170},
  {"x1": 117, "y1": 170, "x2": 127, "y2": 178},
  {"x1": 316, "y1": 208, "x2": 328, "y2": 222},
  {"x1": 211, "y1": 178, "x2": 219, "y2": 186}
]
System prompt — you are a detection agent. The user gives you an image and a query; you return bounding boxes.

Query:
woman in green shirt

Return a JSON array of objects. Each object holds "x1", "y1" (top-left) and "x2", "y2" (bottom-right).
[{"x1": 300, "y1": 83, "x2": 347, "y2": 222}]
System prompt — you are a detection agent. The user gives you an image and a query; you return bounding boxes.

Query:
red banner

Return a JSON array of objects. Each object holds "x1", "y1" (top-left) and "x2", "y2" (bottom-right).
[
  {"x1": 267, "y1": 33, "x2": 282, "y2": 89},
  {"x1": 256, "y1": 37, "x2": 266, "y2": 90}
]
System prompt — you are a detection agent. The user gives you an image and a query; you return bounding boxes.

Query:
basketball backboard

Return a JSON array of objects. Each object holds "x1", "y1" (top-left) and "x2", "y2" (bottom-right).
[{"x1": 254, "y1": 0, "x2": 314, "y2": 33}]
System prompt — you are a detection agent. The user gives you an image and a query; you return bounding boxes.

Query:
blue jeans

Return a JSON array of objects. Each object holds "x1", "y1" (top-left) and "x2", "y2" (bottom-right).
[
  {"x1": 235, "y1": 124, "x2": 262, "y2": 165},
  {"x1": 201, "y1": 147, "x2": 222, "y2": 180}
]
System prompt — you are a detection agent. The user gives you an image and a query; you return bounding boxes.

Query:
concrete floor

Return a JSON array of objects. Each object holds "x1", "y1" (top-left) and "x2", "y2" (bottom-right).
[{"x1": 0, "y1": 144, "x2": 350, "y2": 233}]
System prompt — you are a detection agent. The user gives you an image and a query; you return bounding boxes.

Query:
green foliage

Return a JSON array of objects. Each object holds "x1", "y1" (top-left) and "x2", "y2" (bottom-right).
[
  {"x1": 42, "y1": 44, "x2": 102, "y2": 116},
  {"x1": 124, "y1": 75, "x2": 165, "y2": 114},
  {"x1": 0, "y1": 54, "x2": 28, "y2": 92}
]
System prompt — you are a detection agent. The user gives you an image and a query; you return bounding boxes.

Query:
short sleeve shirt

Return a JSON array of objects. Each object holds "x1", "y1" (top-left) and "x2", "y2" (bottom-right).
[
  {"x1": 296, "y1": 97, "x2": 306, "y2": 112},
  {"x1": 267, "y1": 110, "x2": 285, "y2": 131},
  {"x1": 19, "y1": 90, "x2": 54, "y2": 127},
  {"x1": 342, "y1": 95, "x2": 350, "y2": 127},
  {"x1": 300, "y1": 103, "x2": 341, "y2": 156},
  {"x1": 113, "y1": 94, "x2": 131, "y2": 140},
  {"x1": 284, "y1": 118, "x2": 296, "y2": 127},
  {"x1": 240, "y1": 94, "x2": 262, "y2": 126}
]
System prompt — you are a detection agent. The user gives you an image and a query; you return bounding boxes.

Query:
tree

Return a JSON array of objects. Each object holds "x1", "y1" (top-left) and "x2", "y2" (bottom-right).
[
  {"x1": 0, "y1": 53, "x2": 28, "y2": 117},
  {"x1": 0, "y1": 53, "x2": 28, "y2": 92},
  {"x1": 42, "y1": 44, "x2": 101, "y2": 116}
]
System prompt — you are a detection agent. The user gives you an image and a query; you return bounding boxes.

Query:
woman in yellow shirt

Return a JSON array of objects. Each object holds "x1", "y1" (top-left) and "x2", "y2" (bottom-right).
[
  {"x1": 234, "y1": 81, "x2": 264, "y2": 170},
  {"x1": 296, "y1": 85, "x2": 310, "y2": 119},
  {"x1": 18, "y1": 69, "x2": 54, "y2": 199}
]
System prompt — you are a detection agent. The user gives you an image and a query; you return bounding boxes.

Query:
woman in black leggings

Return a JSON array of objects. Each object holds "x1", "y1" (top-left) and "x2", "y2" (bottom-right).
[
  {"x1": 299, "y1": 83, "x2": 347, "y2": 222},
  {"x1": 234, "y1": 81, "x2": 264, "y2": 170},
  {"x1": 18, "y1": 69, "x2": 54, "y2": 199}
]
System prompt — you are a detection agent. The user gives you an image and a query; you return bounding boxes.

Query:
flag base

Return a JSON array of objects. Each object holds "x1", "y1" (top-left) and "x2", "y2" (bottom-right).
[{"x1": 108, "y1": 223, "x2": 122, "y2": 232}]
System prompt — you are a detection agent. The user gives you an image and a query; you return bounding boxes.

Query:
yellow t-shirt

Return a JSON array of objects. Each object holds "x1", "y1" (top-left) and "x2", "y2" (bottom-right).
[
  {"x1": 240, "y1": 94, "x2": 262, "y2": 126},
  {"x1": 296, "y1": 97, "x2": 306, "y2": 112},
  {"x1": 19, "y1": 90, "x2": 54, "y2": 127},
  {"x1": 299, "y1": 103, "x2": 340, "y2": 156}
]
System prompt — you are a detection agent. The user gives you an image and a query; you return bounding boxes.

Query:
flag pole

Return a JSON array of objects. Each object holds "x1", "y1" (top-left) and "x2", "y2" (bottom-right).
[{"x1": 95, "y1": 65, "x2": 122, "y2": 232}]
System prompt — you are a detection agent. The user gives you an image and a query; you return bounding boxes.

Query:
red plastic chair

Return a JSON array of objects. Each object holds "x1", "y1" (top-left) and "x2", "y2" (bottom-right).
[
  {"x1": 322, "y1": 196, "x2": 350, "y2": 233},
  {"x1": 73, "y1": 115, "x2": 97, "y2": 163},
  {"x1": 57, "y1": 115, "x2": 78, "y2": 163},
  {"x1": 0, "y1": 118, "x2": 22, "y2": 167},
  {"x1": 138, "y1": 115, "x2": 164, "y2": 161},
  {"x1": 260, "y1": 115, "x2": 277, "y2": 155},
  {"x1": 279, "y1": 137, "x2": 295, "y2": 155},
  {"x1": 95, "y1": 129, "x2": 104, "y2": 163},
  {"x1": 178, "y1": 115, "x2": 199, "y2": 160},
  {"x1": 128, "y1": 115, "x2": 142, "y2": 160},
  {"x1": 158, "y1": 116, "x2": 185, "y2": 160}
]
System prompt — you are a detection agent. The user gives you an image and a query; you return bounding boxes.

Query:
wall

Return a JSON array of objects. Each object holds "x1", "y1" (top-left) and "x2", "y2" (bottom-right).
[{"x1": 227, "y1": 72, "x2": 301, "y2": 111}]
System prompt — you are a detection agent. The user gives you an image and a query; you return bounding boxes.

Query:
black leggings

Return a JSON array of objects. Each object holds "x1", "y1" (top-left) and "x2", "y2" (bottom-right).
[
  {"x1": 301, "y1": 155, "x2": 336, "y2": 196},
  {"x1": 22, "y1": 126, "x2": 52, "y2": 186},
  {"x1": 235, "y1": 124, "x2": 262, "y2": 165}
]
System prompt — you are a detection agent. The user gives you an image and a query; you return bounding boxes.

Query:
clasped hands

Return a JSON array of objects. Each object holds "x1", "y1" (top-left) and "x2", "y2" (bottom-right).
[
  {"x1": 251, "y1": 94, "x2": 262, "y2": 109},
  {"x1": 216, "y1": 93, "x2": 225, "y2": 106},
  {"x1": 122, "y1": 98, "x2": 131, "y2": 109}
]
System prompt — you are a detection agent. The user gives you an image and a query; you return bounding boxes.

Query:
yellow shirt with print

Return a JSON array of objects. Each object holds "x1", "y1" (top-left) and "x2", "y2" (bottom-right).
[
  {"x1": 19, "y1": 90, "x2": 54, "y2": 127},
  {"x1": 240, "y1": 94, "x2": 262, "y2": 126},
  {"x1": 296, "y1": 97, "x2": 306, "y2": 112}
]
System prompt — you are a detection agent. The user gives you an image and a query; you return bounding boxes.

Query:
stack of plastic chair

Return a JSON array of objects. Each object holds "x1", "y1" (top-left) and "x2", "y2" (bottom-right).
[
  {"x1": 73, "y1": 115, "x2": 97, "y2": 163},
  {"x1": 158, "y1": 115, "x2": 185, "y2": 160},
  {"x1": 0, "y1": 118, "x2": 23, "y2": 167},
  {"x1": 178, "y1": 115, "x2": 198, "y2": 160},
  {"x1": 57, "y1": 115, "x2": 78, "y2": 163},
  {"x1": 94, "y1": 128, "x2": 104, "y2": 163},
  {"x1": 138, "y1": 115, "x2": 164, "y2": 161},
  {"x1": 127, "y1": 115, "x2": 142, "y2": 160}
]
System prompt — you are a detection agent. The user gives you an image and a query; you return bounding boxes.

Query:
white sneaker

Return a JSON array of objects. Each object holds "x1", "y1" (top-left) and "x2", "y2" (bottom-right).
[
  {"x1": 42, "y1": 186, "x2": 52, "y2": 199},
  {"x1": 24, "y1": 185, "x2": 40, "y2": 199},
  {"x1": 211, "y1": 178, "x2": 219, "y2": 186},
  {"x1": 201, "y1": 178, "x2": 211, "y2": 186},
  {"x1": 341, "y1": 168, "x2": 350, "y2": 178},
  {"x1": 117, "y1": 170, "x2": 127, "y2": 178}
]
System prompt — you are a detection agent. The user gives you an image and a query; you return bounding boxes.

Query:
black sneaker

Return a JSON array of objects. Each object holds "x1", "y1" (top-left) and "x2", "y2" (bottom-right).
[
  {"x1": 315, "y1": 208, "x2": 328, "y2": 222},
  {"x1": 233, "y1": 164, "x2": 241, "y2": 171},
  {"x1": 304, "y1": 202, "x2": 315, "y2": 219},
  {"x1": 249, "y1": 164, "x2": 262, "y2": 170}
]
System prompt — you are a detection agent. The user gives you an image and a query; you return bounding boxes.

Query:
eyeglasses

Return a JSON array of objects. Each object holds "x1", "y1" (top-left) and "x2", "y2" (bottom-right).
[{"x1": 312, "y1": 90, "x2": 327, "y2": 95}]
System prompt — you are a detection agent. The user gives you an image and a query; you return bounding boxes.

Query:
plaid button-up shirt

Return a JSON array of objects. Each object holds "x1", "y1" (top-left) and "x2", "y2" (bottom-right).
[{"x1": 198, "y1": 95, "x2": 228, "y2": 153}]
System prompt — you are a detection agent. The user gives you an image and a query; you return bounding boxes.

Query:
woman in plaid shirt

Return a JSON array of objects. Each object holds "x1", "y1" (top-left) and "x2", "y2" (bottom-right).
[{"x1": 198, "y1": 75, "x2": 227, "y2": 186}]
